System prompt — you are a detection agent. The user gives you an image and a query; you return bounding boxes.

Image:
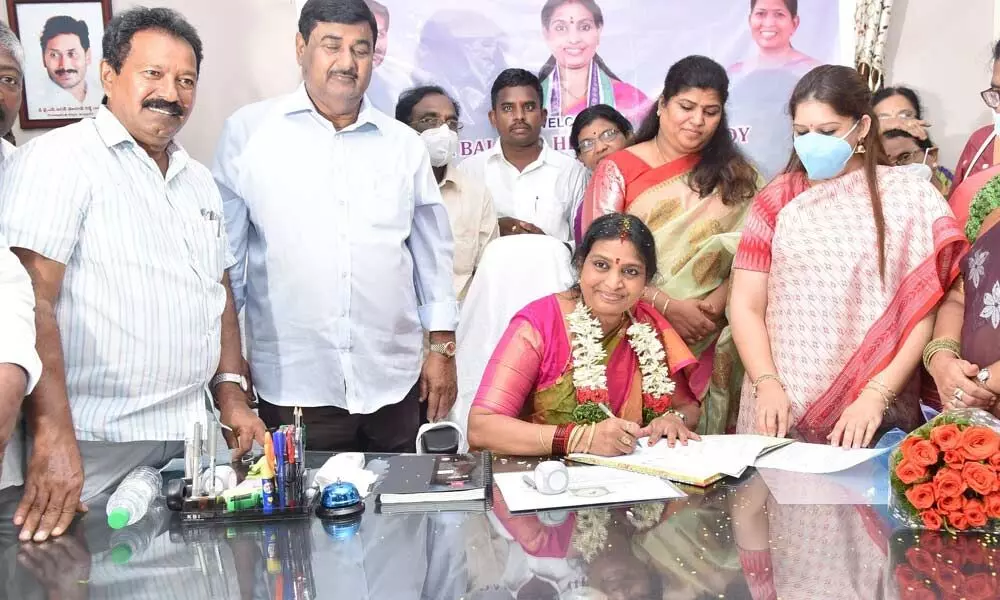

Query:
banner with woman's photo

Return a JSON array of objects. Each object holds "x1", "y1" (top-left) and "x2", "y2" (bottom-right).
[{"x1": 351, "y1": 0, "x2": 854, "y2": 178}]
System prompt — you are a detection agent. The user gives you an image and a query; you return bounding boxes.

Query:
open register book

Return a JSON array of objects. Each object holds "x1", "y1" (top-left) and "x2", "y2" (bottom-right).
[{"x1": 568, "y1": 435, "x2": 794, "y2": 487}]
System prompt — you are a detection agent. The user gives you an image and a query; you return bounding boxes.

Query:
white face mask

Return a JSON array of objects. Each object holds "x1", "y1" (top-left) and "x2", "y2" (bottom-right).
[
  {"x1": 898, "y1": 148, "x2": 934, "y2": 182},
  {"x1": 420, "y1": 125, "x2": 459, "y2": 167},
  {"x1": 993, "y1": 110, "x2": 1000, "y2": 137}
]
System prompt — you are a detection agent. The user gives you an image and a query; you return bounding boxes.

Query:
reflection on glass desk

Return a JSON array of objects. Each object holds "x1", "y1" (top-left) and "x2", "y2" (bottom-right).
[{"x1": 0, "y1": 452, "x2": 996, "y2": 599}]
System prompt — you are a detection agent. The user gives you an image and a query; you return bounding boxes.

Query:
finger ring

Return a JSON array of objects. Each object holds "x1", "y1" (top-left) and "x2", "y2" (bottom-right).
[
  {"x1": 953, "y1": 388, "x2": 965, "y2": 401},
  {"x1": 619, "y1": 436, "x2": 631, "y2": 445},
  {"x1": 512, "y1": 224, "x2": 518, "y2": 231}
]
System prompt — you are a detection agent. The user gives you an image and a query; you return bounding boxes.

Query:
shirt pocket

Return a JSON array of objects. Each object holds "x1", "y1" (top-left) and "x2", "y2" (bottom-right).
[
  {"x1": 360, "y1": 176, "x2": 412, "y2": 232},
  {"x1": 182, "y1": 216, "x2": 226, "y2": 281}
]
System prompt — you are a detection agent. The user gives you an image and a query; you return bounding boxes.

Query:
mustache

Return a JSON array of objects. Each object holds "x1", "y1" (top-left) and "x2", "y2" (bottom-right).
[
  {"x1": 327, "y1": 69, "x2": 357, "y2": 80},
  {"x1": 142, "y1": 98, "x2": 185, "y2": 117},
  {"x1": 54, "y1": 68, "x2": 78, "y2": 76},
  {"x1": 510, "y1": 121, "x2": 530, "y2": 129}
]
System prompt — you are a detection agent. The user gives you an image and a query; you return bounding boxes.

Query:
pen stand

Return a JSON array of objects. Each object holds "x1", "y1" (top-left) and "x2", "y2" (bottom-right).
[{"x1": 171, "y1": 467, "x2": 317, "y2": 525}]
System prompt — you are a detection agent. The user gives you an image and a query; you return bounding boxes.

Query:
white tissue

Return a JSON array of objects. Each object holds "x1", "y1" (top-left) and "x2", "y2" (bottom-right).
[{"x1": 314, "y1": 454, "x2": 378, "y2": 497}]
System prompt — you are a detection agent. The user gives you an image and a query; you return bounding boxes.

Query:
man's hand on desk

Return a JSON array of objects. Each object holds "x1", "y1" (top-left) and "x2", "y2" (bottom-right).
[
  {"x1": 216, "y1": 385, "x2": 267, "y2": 458},
  {"x1": 15, "y1": 426, "x2": 86, "y2": 543}
]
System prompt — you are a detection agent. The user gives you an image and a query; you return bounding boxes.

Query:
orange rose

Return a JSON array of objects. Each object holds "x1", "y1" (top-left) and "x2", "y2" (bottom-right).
[
  {"x1": 986, "y1": 493, "x2": 1000, "y2": 519},
  {"x1": 944, "y1": 450, "x2": 965, "y2": 466},
  {"x1": 905, "y1": 483, "x2": 935, "y2": 510},
  {"x1": 960, "y1": 426, "x2": 1000, "y2": 461},
  {"x1": 965, "y1": 498, "x2": 989, "y2": 528},
  {"x1": 910, "y1": 440, "x2": 940, "y2": 467},
  {"x1": 948, "y1": 511, "x2": 971, "y2": 530},
  {"x1": 931, "y1": 424, "x2": 962, "y2": 451},
  {"x1": 963, "y1": 461, "x2": 999, "y2": 495},
  {"x1": 900, "y1": 436, "x2": 922, "y2": 460},
  {"x1": 896, "y1": 459, "x2": 928, "y2": 485},
  {"x1": 989, "y1": 453, "x2": 1000, "y2": 468},
  {"x1": 938, "y1": 493, "x2": 966, "y2": 513},
  {"x1": 920, "y1": 509, "x2": 943, "y2": 530},
  {"x1": 933, "y1": 467, "x2": 968, "y2": 498}
]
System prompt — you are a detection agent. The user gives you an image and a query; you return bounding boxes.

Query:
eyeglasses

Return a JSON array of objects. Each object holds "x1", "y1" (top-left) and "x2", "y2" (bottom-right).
[
  {"x1": 876, "y1": 110, "x2": 917, "y2": 120},
  {"x1": 981, "y1": 88, "x2": 1000, "y2": 109},
  {"x1": 415, "y1": 116, "x2": 463, "y2": 132},
  {"x1": 891, "y1": 148, "x2": 931, "y2": 167},
  {"x1": 578, "y1": 128, "x2": 622, "y2": 153}
]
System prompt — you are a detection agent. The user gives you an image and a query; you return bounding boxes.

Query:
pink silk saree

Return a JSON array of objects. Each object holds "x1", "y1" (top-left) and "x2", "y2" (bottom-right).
[{"x1": 472, "y1": 294, "x2": 697, "y2": 425}]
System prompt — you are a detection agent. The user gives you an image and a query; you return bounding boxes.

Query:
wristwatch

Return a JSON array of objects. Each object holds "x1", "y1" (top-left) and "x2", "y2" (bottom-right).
[
  {"x1": 429, "y1": 341, "x2": 457, "y2": 358},
  {"x1": 210, "y1": 372, "x2": 249, "y2": 392}
]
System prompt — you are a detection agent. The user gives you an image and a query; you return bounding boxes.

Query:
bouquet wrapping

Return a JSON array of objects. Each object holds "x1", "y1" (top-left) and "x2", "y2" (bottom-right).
[
  {"x1": 889, "y1": 409, "x2": 1000, "y2": 532},
  {"x1": 890, "y1": 529, "x2": 999, "y2": 599}
]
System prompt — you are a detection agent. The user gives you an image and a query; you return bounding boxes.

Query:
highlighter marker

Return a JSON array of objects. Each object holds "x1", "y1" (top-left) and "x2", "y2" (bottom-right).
[{"x1": 274, "y1": 430, "x2": 286, "y2": 509}]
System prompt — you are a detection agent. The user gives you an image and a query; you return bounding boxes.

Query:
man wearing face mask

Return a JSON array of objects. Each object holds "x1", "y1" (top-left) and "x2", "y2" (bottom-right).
[
  {"x1": 882, "y1": 128, "x2": 951, "y2": 197},
  {"x1": 396, "y1": 86, "x2": 498, "y2": 300},
  {"x1": 0, "y1": 7, "x2": 266, "y2": 543},
  {"x1": 214, "y1": 0, "x2": 460, "y2": 448}
]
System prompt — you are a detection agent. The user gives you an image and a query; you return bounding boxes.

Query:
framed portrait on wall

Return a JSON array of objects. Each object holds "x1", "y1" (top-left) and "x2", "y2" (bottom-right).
[{"x1": 5, "y1": 0, "x2": 111, "y2": 129}]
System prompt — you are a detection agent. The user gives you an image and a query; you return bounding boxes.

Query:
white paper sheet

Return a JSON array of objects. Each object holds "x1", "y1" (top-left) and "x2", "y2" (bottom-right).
[
  {"x1": 494, "y1": 466, "x2": 685, "y2": 512},
  {"x1": 752, "y1": 442, "x2": 891, "y2": 474},
  {"x1": 632, "y1": 434, "x2": 793, "y2": 478}
]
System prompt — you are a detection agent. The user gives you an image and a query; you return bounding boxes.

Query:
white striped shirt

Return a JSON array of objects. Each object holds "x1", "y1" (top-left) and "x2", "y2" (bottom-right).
[{"x1": 0, "y1": 107, "x2": 233, "y2": 442}]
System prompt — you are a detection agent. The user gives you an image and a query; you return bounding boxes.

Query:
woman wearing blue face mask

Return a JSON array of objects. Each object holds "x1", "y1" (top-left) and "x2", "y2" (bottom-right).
[{"x1": 728, "y1": 65, "x2": 969, "y2": 448}]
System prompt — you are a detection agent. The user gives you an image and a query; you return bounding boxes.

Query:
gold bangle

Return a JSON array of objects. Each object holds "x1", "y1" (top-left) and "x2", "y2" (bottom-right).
[
  {"x1": 650, "y1": 290, "x2": 661, "y2": 309},
  {"x1": 585, "y1": 424, "x2": 596, "y2": 453},
  {"x1": 538, "y1": 427, "x2": 551, "y2": 455},
  {"x1": 751, "y1": 373, "x2": 784, "y2": 400},
  {"x1": 567, "y1": 425, "x2": 583, "y2": 453},
  {"x1": 922, "y1": 338, "x2": 961, "y2": 371}
]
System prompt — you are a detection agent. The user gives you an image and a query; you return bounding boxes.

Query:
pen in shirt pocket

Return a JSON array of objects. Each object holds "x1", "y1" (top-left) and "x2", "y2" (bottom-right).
[{"x1": 200, "y1": 208, "x2": 222, "y2": 237}]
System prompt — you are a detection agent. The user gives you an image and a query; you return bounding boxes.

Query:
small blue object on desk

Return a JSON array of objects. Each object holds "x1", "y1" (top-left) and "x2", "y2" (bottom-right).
[{"x1": 315, "y1": 481, "x2": 365, "y2": 521}]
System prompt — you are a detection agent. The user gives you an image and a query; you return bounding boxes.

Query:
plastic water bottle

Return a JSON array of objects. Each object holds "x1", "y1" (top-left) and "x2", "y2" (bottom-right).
[
  {"x1": 106, "y1": 466, "x2": 162, "y2": 530},
  {"x1": 108, "y1": 498, "x2": 168, "y2": 564}
]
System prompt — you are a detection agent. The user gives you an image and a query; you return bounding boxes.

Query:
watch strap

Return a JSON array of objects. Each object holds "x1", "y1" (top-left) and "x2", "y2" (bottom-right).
[{"x1": 211, "y1": 372, "x2": 247, "y2": 391}]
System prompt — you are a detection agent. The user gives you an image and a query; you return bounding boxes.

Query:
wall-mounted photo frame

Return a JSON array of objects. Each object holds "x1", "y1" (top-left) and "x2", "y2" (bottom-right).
[{"x1": 6, "y1": 0, "x2": 111, "y2": 129}]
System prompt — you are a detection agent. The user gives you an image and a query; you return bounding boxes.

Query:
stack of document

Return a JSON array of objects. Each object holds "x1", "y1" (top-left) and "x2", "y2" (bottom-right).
[
  {"x1": 569, "y1": 435, "x2": 793, "y2": 486},
  {"x1": 569, "y1": 435, "x2": 893, "y2": 487}
]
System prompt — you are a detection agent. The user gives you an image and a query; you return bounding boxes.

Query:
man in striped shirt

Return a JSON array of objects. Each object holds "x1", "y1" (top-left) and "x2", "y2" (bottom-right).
[{"x1": 0, "y1": 7, "x2": 266, "y2": 543}]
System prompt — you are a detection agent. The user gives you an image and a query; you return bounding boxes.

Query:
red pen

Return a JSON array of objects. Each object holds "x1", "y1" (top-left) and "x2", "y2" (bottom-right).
[{"x1": 285, "y1": 428, "x2": 296, "y2": 507}]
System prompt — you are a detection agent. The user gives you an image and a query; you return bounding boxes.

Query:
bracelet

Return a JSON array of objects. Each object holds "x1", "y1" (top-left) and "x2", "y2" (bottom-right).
[
  {"x1": 922, "y1": 338, "x2": 961, "y2": 371},
  {"x1": 660, "y1": 296, "x2": 671, "y2": 314},
  {"x1": 751, "y1": 373, "x2": 784, "y2": 400},
  {"x1": 663, "y1": 408, "x2": 687, "y2": 425},
  {"x1": 584, "y1": 424, "x2": 597, "y2": 453},
  {"x1": 538, "y1": 427, "x2": 552, "y2": 455},
  {"x1": 552, "y1": 424, "x2": 575, "y2": 455},
  {"x1": 650, "y1": 290, "x2": 662, "y2": 309},
  {"x1": 863, "y1": 382, "x2": 895, "y2": 414},
  {"x1": 568, "y1": 424, "x2": 586, "y2": 453}
]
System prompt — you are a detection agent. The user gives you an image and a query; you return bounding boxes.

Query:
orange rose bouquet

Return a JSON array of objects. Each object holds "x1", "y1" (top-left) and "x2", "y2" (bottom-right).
[{"x1": 890, "y1": 409, "x2": 1000, "y2": 532}]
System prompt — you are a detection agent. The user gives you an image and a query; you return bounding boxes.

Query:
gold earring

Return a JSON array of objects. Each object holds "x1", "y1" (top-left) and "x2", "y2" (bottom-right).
[{"x1": 855, "y1": 144, "x2": 866, "y2": 155}]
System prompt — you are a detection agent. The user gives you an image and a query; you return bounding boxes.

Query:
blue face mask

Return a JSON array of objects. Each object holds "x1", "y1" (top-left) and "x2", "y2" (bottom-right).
[{"x1": 793, "y1": 121, "x2": 860, "y2": 180}]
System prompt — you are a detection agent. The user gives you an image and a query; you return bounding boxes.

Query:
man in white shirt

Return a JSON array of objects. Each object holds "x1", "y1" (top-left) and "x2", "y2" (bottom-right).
[
  {"x1": 214, "y1": 0, "x2": 459, "y2": 451},
  {"x1": 458, "y1": 68, "x2": 588, "y2": 244},
  {"x1": 0, "y1": 7, "x2": 266, "y2": 544},
  {"x1": 0, "y1": 23, "x2": 40, "y2": 523},
  {"x1": 395, "y1": 85, "x2": 498, "y2": 300}
]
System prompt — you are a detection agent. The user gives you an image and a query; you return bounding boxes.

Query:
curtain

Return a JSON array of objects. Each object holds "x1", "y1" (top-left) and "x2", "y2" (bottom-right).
[{"x1": 855, "y1": 0, "x2": 895, "y2": 91}]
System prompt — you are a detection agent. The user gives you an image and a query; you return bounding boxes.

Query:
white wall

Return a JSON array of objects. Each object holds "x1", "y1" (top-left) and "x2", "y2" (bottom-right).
[
  {"x1": 3, "y1": 0, "x2": 999, "y2": 169},
  {"x1": 882, "y1": 0, "x2": 998, "y2": 172}
]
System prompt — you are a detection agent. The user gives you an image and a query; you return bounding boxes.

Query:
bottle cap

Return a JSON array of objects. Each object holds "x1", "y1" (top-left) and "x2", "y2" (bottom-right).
[
  {"x1": 110, "y1": 544, "x2": 133, "y2": 564},
  {"x1": 108, "y1": 507, "x2": 131, "y2": 530}
]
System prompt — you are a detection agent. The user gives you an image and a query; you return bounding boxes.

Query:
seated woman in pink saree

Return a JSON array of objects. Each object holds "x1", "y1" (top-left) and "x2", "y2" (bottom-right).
[
  {"x1": 578, "y1": 56, "x2": 760, "y2": 435},
  {"x1": 468, "y1": 214, "x2": 700, "y2": 457},
  {"x1": 730, "y1": 66, "x2": 968, "y2": 448}
]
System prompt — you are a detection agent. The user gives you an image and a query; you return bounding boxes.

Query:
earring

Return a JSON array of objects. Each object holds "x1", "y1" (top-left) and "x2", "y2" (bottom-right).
[{"x1": 855, "y1": 144, "x2": 866, "y2": 155}]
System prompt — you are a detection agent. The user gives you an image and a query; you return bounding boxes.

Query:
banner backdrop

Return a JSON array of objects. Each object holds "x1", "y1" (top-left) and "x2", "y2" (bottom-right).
[{"x1": 300, "y1": 0, "x2": 855, "y2": 178}]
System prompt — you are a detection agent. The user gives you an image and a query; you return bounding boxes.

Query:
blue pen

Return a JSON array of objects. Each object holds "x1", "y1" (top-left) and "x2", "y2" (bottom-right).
[{"x1": 274, "y1": 430, "x2": 286, "y2": 509}]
